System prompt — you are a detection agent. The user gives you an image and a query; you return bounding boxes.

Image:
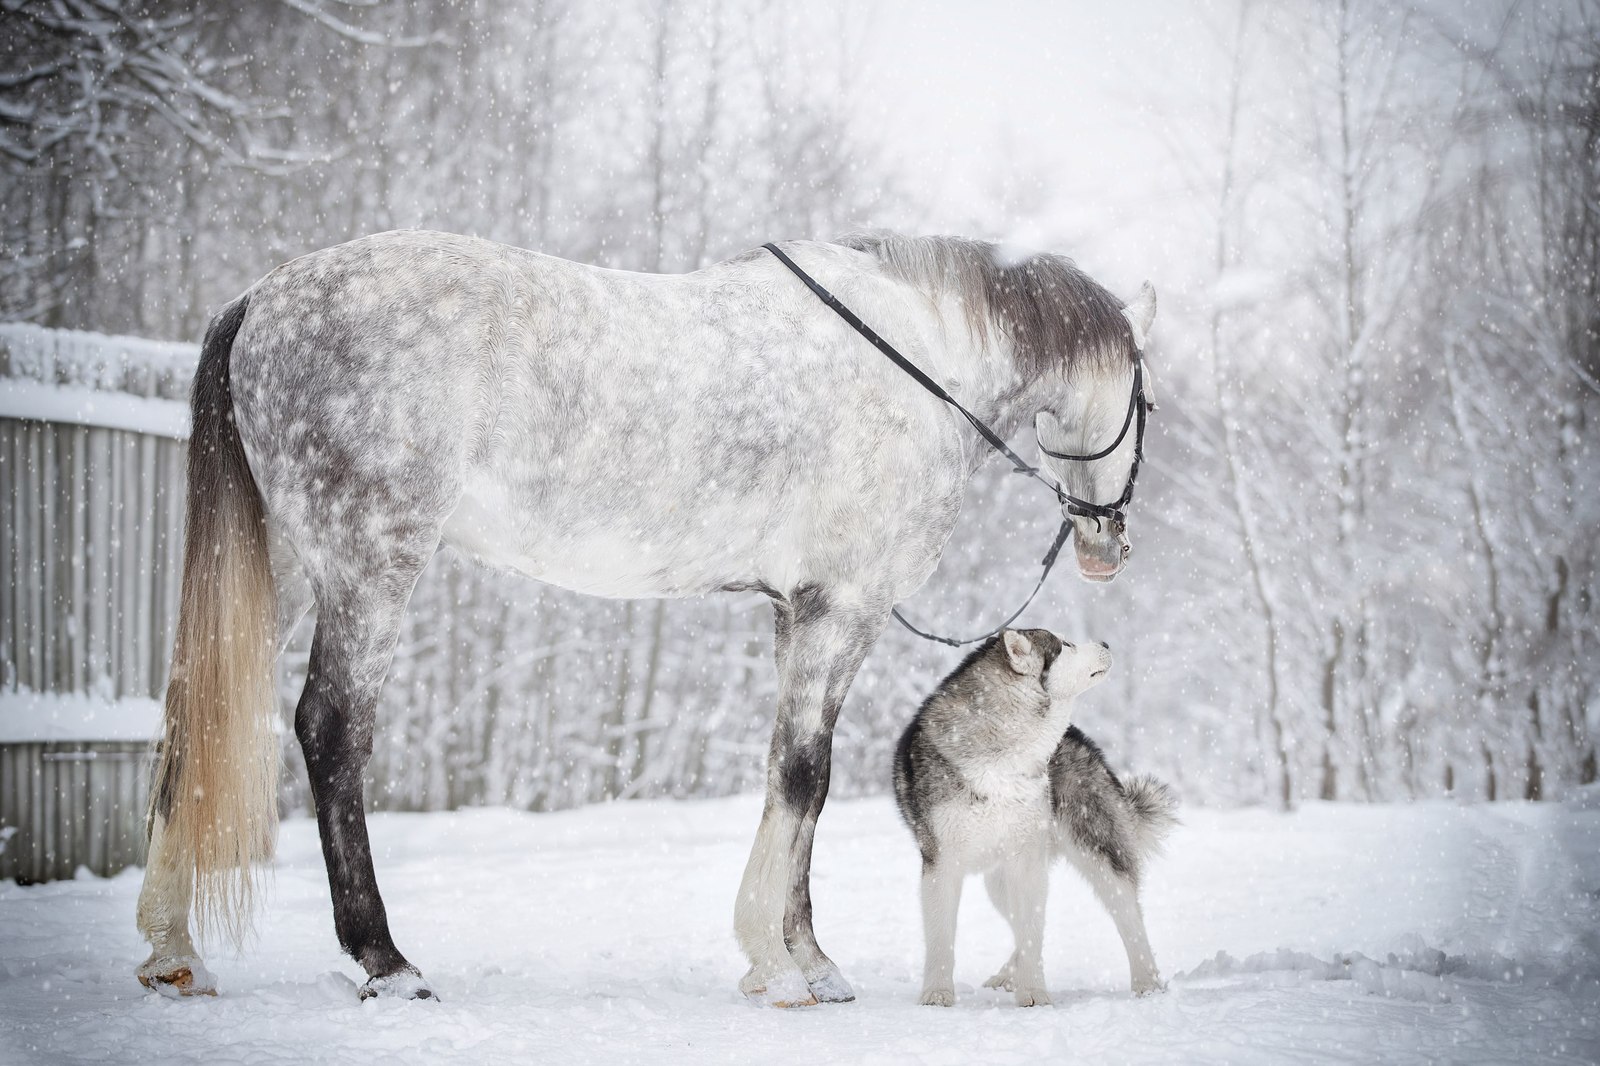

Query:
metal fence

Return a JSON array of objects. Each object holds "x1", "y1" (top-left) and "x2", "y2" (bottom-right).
[
  {"x1": 1, "y1": 323, "x2": 194, "y2": 700},
  {"x1": 0, "y1": 323, "x2": 194, "y2": 880},
  {"x1": 0, "y1": 741, "x2": 153, "y2": 882}
]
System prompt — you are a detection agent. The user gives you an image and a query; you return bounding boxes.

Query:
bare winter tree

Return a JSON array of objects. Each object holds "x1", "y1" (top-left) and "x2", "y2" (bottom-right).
[{"x1": 4, "y1": 0, "x2": 1592, "y2": 811}]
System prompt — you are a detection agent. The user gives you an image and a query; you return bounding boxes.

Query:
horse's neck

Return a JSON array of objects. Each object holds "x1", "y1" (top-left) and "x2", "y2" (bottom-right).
[{"x1": 870, "y1": 282, "x2": 1045, "y2": 476}]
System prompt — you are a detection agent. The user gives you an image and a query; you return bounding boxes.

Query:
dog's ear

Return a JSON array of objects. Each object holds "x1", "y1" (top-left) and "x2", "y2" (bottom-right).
[{"x1": 1002, "y1": 629, "x2": 1038, "y2": 675}]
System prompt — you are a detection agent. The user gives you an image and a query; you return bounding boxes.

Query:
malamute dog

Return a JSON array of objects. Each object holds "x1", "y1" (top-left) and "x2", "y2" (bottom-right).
[{"x1": 893, "y1": 628, "x2": 1177, "y2": 1006}]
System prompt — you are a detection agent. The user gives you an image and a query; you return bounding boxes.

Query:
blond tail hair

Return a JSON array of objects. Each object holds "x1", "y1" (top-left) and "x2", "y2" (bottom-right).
[{"x1": 148, "y1": 291, "x2": 280, "y2": 947}]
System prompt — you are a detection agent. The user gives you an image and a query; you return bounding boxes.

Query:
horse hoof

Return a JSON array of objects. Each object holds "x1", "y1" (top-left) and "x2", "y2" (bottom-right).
[
  {"x1": 740, "y1": 964, "x2": 818, "y2": 1008},
  {"x1": 804, "y1": 964, "x2": 856, "y2": 1003},
  {"x1": 359, "y1": 968, "x2": 437, "y2": 1002},
  {"x1": 137, "y1": 954, "x2": 217, "y2": 997}
]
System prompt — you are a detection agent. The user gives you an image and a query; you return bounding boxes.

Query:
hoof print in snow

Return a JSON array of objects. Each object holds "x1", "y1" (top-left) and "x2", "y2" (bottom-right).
[{"x1": 359, "y1": 970, "x2": 437, "y2": 1002}]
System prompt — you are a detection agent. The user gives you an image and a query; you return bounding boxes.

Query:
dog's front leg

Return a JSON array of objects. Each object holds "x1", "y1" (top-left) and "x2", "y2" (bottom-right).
[
  {"x1": 919, "y1": 860, "x2": 962, "y2": 1006},
  {"x1": 1004, "y1": 848, "x2": 1051, "y2": 1007}
]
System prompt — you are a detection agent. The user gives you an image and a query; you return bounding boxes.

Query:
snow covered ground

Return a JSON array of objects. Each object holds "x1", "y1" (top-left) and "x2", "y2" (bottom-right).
[{"x1": 2, "y1": 793, "x2": 1597, "y2": 1065}]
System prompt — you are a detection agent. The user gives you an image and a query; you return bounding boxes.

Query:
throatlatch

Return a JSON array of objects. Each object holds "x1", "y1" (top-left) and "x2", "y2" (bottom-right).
[{"x1": 763, "y1": 241, "x2": 1153, "y2": 648}]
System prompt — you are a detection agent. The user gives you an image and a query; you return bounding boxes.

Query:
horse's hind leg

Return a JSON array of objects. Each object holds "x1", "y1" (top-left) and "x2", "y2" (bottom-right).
[
  {"x1": 136, "y1": 815, "x2": 211, "y2": 994},
  {"x1": 735, "y1": 587, "x2": 886, "y2": 1006},
  {"x1": 136, "y1": 527, "x2": 313, "y2": 997},
  {"x1": 295, "y1": 543, "x2": 438, "y2": 1000}
]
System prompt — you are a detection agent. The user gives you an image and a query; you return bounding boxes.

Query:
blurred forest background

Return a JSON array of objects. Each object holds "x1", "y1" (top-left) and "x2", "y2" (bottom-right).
[{"x1": 1, "y1": 0, "x2": 1596, "y2": 809}]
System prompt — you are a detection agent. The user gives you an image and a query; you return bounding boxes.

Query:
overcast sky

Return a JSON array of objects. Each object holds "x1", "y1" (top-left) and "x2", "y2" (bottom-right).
[{"x1": 857, "y1": 0, "x2": 1233, "y2": 302}]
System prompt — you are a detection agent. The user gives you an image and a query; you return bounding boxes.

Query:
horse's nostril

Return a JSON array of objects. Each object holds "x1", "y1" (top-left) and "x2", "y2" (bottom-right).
[{"x1": 1100, "y1": 641, "x2": 1110, "y2": 650}]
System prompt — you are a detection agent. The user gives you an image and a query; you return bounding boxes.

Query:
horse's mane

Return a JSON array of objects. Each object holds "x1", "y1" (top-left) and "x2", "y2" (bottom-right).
[{"x1": 833, "y1": 233, "x2": 1134, "y2": 379}]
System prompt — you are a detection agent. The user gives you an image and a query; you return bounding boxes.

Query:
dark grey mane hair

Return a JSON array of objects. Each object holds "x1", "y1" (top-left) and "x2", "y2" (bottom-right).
[{"x1": 834, "y1": 233, "x2": 1135, "y2": 380}]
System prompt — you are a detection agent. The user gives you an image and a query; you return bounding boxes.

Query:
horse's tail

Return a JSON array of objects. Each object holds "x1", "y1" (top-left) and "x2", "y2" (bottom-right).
[{"x1": 148, "y1": 291, "x2": 280, "y2": 946}]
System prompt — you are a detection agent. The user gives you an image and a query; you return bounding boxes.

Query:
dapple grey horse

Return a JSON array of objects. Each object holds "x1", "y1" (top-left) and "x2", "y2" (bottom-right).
[{"x1": 135, "y1": 229, "x2": 1157, "y2": 1004}]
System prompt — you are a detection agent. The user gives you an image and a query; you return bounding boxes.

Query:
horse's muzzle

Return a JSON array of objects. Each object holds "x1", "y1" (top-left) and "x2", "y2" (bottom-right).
[{"x1": 1073, "y1": 526, "x2": 1129, "y2": 583}]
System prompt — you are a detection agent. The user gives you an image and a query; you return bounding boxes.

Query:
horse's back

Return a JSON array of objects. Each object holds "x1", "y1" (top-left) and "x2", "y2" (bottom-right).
[{"x1": 226, "y1": 230, "x2": 963, "y2": 601}]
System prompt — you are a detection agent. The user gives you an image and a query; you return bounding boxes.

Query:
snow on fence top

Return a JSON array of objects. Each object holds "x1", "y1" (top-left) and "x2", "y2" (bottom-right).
[
  {"x1": 0, "y1": 322, "x2": 199, "y2": 439},
  {"x1": 0, "y1": 688, "x2": 162, "y2": 744}
]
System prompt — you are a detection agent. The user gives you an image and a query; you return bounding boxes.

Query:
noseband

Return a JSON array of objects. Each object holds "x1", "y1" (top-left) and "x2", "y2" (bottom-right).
[
  {"x1": 1037, "y1": 358, "x2": 1152, "y2": 530},
  {"x1": 763, "y1": 241, "x2": 1155, "y2": 646}
]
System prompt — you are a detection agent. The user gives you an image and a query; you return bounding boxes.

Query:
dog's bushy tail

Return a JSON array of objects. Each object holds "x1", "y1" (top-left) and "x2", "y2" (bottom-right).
[{"x1": 1123, "y1": 775, "x2": 1179, "y2": 861}]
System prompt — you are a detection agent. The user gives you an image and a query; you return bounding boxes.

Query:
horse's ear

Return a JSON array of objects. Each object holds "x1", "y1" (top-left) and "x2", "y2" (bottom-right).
[
  {"x1": 1123, "y1": 281, "x2": 1157, "y2": 350},
  {"x1": 1002, "y1": 629, "x2": 1037, "y2": 674}
]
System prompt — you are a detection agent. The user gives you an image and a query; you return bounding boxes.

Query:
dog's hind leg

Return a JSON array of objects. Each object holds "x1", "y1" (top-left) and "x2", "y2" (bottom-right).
[
  {"x1": 981, "y1": 866, "x2": 1019, "y2": 992},
  {"x1": 1065, "y1": 848, "x2": 1163, "y2": 995},
  {"x1": 918, "y1": 859, "x2": 963, "y2": 1006}
]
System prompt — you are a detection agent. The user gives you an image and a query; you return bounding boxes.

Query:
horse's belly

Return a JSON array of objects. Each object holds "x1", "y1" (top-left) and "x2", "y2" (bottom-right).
[{"x1": 441, "y1": 477, "x2": 774, "y2": 598}]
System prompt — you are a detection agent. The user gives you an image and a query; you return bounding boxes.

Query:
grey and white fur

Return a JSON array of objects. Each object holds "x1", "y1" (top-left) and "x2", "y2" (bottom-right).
[{"x1": 893, "y1": 629, "x2": 1177, "y2": 1006}]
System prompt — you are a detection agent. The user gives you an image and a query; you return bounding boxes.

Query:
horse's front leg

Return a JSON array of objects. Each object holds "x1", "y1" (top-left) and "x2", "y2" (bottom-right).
[{"x1": 735, "y1": 586, "x2": 887, "y2": 1006}]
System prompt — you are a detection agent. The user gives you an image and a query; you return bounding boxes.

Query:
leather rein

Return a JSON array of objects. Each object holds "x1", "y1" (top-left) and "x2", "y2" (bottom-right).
[{"x1": 763, "y1": 241, "x2": 1152, "y2": 647}]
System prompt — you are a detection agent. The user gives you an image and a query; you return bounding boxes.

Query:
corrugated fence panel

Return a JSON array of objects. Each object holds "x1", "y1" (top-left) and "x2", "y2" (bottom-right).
[
  {"x1": 0, "y1": 744, "x2": 152, "y2": 882},
  {"x1": 1, "y1": 413, "x2": 190, "y2": 700},
  {"x1": 1, "y1": 323, "x2": 196, "y2": 880}
]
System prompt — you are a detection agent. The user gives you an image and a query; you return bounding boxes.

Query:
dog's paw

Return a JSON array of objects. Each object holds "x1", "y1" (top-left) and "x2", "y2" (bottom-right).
[
  {"x1": 1013, "y1": 985, "x2": 1052, "y2": 1008},
  {"x1": 920, "y1": 984, "x2": 956, "y2": 1007},
  {"x1": 983, "y1": 966, "x2": 1015, "y2": 991},
  {"x1": 1131, "y1": 974, "x2": 1167, "y2": 997}
]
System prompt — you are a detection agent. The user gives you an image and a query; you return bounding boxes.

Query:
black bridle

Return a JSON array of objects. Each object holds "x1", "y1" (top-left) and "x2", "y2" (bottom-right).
[
  {"x1": 763, "y1": 242, "x2": 1154, "y2": 647},
  {"x1": 1038, "y1": 357, "x2": 1151, "y2": 530}
]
